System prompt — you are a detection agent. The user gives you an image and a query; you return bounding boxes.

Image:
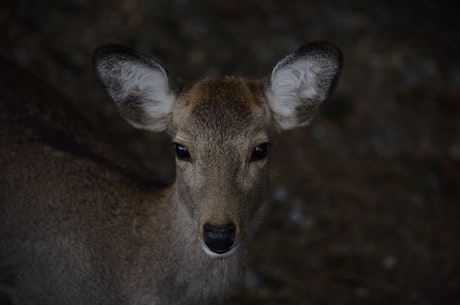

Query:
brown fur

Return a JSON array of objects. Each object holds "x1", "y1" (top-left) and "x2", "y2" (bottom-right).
[{"x1": 0, "y1": 41, "x2": 342, "y2": 305}]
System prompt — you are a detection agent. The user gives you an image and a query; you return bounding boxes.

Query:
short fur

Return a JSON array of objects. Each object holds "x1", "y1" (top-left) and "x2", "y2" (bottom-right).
[{"x1": 0, "y1": 42, "x2": 342, "y2": 305}]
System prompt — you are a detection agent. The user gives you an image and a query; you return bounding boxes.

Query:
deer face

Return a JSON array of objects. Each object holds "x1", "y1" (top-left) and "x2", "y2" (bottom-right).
[
  {"x1": 94, "y1": 42, "x2": 342, "y2": 257},
  {"x1": 169, "y1": 79, "x2": 273, "y2": 257}
]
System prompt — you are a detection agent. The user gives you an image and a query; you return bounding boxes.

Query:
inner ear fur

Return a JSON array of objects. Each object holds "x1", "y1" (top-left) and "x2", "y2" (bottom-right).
[
  {"x1": 265, "y1": 41, "x2": 343, "y2": 130},
  {"x1": 94, "y1": 44, "x2": 182, "y2": 132}
]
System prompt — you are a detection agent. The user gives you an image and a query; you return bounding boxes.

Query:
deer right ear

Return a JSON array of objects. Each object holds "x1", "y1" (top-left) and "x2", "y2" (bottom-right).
[
  {"x1": 265, "y1": 42, "x2": 342, "y2": 131},
  {"x1": 94, "y1": 44, "x2": 181, "y2": 132}
]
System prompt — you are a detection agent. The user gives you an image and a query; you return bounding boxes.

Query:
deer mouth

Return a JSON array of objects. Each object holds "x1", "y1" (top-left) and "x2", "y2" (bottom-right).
[{"x1": 201, "y1": 242, "x2": 239, "y2": 258}]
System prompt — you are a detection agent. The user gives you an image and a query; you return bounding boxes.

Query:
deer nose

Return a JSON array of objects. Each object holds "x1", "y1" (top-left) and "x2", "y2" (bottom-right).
[{"x1": 203, "y1": 223, "x2": 236, "y2": 254}]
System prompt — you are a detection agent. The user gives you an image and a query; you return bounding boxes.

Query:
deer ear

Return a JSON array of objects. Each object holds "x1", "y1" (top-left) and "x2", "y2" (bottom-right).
[
  {"x1": 265, "y1": 42, "x2": 342, "y2": 130},
  {"x1": 94, "y1": 44, "x2": 181, "y2": 132}
]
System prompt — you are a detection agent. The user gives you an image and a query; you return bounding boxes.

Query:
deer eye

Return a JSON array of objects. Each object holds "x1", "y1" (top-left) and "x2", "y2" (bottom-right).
[
  {"x1": 173, "y1": 143, "x2": 191, "y2": 161},
  {"x1": 251, "y1": 143, "x2": 270, "y2": 161}
]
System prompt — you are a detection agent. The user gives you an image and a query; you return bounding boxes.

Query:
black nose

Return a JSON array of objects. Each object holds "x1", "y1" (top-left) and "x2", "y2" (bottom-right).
[{"x1": 203, "y1": 223, "x2": 236, "y2": 254}]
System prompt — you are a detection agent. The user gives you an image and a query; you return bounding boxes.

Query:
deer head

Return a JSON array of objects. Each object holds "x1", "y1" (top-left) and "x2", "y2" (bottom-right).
[{"x1": 94, "y1": 42, "x2": 342, "y2": 258}]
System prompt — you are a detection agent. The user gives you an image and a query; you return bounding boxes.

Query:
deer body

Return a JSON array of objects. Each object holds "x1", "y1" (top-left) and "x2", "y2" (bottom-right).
[{"x1": 0, "y1": 42, "x2": 341, "y2": 305}]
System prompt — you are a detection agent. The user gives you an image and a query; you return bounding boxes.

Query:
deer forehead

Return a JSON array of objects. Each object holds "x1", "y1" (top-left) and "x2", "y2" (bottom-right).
[{"x1": 172, "y1": 78, "x2": 272, "y2": 142}]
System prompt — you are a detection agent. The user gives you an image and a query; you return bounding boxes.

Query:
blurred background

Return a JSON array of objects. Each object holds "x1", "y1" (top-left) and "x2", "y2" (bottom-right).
[{"x1": 1, "y1": 0, "x2": 459, "y2": 304}]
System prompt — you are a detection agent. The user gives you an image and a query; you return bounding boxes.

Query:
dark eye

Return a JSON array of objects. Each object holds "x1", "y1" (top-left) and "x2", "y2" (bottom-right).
[
  {"x1": 173, "y1": 143, "x2": 191, "y2": 161},
  {"x1": 251, "y1": 143, "x2": 270, "y2": 161}
]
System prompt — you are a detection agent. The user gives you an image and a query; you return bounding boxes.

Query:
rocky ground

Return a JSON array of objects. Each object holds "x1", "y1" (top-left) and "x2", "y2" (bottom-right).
[{"x1": 1, "y1": 0, "x2": 459, "y2": 304}]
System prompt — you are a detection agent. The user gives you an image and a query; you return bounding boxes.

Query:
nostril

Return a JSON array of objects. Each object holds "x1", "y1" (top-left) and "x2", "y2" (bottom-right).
[{"x1": 203, "y1": 223, "x2": 236, "y2": 254}]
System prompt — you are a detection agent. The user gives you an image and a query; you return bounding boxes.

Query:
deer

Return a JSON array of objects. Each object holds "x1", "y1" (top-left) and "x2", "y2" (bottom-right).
[{"x1": 0, "y1": 41, "x2": 342, "y2": 305}]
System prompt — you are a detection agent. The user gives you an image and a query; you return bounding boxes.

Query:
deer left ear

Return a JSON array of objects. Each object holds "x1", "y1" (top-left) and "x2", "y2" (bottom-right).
[
  {"x1": 94, "y1": 44, "x2": 181, "y2": 132},
  {"x1": 265, "y1": 42, "x2": 343, "y2": 130}
]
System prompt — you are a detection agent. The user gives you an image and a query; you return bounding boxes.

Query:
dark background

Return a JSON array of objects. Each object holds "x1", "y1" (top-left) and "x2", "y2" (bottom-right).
[{"x1": 1, "y1": 1, "x2": 459, "y2": 304}]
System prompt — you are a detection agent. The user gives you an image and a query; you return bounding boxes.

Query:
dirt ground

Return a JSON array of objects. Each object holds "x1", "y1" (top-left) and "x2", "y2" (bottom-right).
[{"x1": 1, "y1": 0, "x2": 459, "y2": 304}]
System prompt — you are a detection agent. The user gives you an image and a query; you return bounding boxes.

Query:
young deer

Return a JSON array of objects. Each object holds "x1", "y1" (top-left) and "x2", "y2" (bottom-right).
[{"x1": 0, "y1": 42, "x2": 342, "y2": 305}]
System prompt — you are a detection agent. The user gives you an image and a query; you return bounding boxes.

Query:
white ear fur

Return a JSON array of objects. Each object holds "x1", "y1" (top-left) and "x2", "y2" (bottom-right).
[
  {"x1": 94, "y1": 45, "x2": 178, "y2": 132},
  {"x1": 266, "y1": 42, "x2": 342, "y2": 130}
]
